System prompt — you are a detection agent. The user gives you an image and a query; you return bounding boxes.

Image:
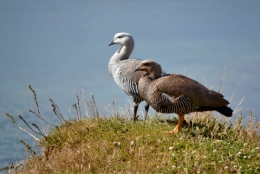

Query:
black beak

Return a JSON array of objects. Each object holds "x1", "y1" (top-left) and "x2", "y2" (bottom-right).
[
  {"x1": 109, "y1": 41, "x2": 115, "y2": 46},
  {"x1": 134, "y1": 67, "x2": 140, "y2": 72}
]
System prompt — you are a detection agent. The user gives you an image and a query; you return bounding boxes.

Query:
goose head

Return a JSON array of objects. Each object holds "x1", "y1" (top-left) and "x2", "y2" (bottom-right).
[
  {"x1": 135, "y1": 60, "x2": 162, "y2": 79},
  {"x1": 109, "y1": 32, "x2": 134, "y2": 47}
]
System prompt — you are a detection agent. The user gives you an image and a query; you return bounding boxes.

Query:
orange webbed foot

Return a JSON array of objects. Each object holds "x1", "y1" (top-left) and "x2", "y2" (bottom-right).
[
  {"x1": 163, "y1": 115, "x2": 184, "y2": 134},
  {"x1": 163, "y1": 126, "x2": 181, "y2": 134}
]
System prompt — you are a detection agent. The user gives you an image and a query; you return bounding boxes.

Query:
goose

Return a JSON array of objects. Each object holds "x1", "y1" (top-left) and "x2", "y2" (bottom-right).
[
  {"x1": 108, "y1": 32, "x2": 166, "y2": 120},
  {"x1": 135, "y1": 60, "x2": 233, "y2": 133}
]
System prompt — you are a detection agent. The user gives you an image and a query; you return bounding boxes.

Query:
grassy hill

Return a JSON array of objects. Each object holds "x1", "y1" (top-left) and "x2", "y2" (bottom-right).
[
  {"x1": 3, "y1": 86, "x2": 260, "y2": 173},
  {"x1": 12, "y1": 112, "x2": 259, "y2": 173}
]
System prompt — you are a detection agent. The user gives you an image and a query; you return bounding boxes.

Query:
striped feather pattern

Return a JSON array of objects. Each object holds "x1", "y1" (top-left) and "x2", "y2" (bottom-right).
[
  {"x1": 140, "y1": 83, "x2": 196, "y2": 115},
  {"x1": 108, "y1": 58, "x2": 144, "y2": 104}
]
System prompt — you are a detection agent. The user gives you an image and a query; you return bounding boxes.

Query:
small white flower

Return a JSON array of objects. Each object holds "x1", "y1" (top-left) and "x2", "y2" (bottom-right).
[
  {"x1": 243, "y1": 156, "x2": 247, "y2": 159},
  {"x1": 172, "y1": 165, "x2": 176, "y2": 169},
  {"x1": 202, "y1": 155, "x2": 207, "y2": 159},
  {"x1": 213, "y1": 149, "x2": 217, "y2": 153},
  {"x1": 130, "y1": 141, "x2": 135, "y2": 146},
  {"x1": 255, "y1": 147, "x2": 260, "y2": 150},
  {"x1": 169, "y1": 146, "x2": 174, "y2": 151},
  {"x1": 172, "y1": 154, "x2": 175, "y2": 157},
  {"x1": 248, "y1": 156, "x2": 251, "y2": 159},
  {"x1": 236, "y1": 152, "x2": 242, "y2": 156},
  {"x1": 224, "y1": 166, "x2": 228, "y2": 169}
]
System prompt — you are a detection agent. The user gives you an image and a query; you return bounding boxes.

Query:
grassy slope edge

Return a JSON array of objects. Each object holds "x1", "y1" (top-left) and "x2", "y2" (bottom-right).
[{"x1": 18, "y1": 112, "x2": 260, "y2": 174}]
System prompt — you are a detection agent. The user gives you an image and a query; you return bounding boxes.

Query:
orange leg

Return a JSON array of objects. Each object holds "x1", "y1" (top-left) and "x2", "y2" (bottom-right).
[{"x1": 164, "y1": 115, "x2": 185, "y2": 134}]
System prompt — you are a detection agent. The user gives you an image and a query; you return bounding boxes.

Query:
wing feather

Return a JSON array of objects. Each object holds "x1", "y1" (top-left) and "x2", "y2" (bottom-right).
[{"x1": 154, "y1": 74, "x2": 229, "y2": 107}]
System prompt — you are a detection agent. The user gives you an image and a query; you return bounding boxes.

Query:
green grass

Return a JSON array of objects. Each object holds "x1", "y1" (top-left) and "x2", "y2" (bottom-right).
[{"x1": 20, "y1": 113, "x2": 260, "y2": 173}]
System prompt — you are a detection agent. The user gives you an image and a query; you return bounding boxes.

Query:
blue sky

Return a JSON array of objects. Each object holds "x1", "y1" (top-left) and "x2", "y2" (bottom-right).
[{"x1": 0, "y1": 0, "x2": 260, "y2": 167}]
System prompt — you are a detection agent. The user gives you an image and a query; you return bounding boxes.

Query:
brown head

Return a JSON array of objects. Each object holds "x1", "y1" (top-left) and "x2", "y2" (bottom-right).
[{"x1": 134, "y1": 60, "x2": 162, "y2": 79}]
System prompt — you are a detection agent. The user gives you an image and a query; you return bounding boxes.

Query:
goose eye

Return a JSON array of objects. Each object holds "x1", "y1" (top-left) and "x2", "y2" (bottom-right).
[{"x1": 118, "y1": 36, "x2": 122, "y2": 38}]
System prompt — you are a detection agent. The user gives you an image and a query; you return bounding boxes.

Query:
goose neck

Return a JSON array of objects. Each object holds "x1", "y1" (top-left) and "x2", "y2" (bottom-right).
[{"x1": 110, "y1": 44, "x2": 134, "y2": 62}]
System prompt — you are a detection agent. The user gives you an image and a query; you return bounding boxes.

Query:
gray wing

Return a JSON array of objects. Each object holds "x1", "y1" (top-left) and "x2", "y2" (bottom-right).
[
  {"x1": 111, "y1": 59, "x2": 167, "y2": 103},
  {"x1": 118, "y1": 59, "x2": 146, "y2": 83},
  {"x1": 110, "y1": 59, "x2": 145, "y2": 103}
]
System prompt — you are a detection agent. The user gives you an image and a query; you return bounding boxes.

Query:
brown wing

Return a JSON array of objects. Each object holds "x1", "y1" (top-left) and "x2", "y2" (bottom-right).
[{"x1": 154, "y1": 74, "x2": 229, "y2": 107}]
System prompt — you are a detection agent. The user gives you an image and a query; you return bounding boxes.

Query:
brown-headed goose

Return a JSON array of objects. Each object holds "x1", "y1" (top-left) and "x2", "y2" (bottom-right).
[{"x1": 135, "y1": 60, "x2": 233, "y2": 133}]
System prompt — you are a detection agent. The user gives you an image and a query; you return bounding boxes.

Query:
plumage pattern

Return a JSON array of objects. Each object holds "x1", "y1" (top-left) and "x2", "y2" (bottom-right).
[
  {"x1": 135, "y1": 60, "x2": 233, "y2": 133},
  {"x1": 109, "y1": 59, "x2": 143, "y2": 104},
  {"x1": 153, "y1": 94, "x2": 196, "y2": 115}
]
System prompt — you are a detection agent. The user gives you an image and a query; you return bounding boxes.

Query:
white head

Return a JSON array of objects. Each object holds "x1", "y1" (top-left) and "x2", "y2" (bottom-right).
[{"x1": 109, "y1": 32, "x2": 134, "y2": 47}]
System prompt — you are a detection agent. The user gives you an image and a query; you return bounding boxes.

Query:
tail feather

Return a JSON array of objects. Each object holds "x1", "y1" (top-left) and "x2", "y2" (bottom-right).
[{"x1": 196, "y1": 106, "x2": 233, "y2": 117}]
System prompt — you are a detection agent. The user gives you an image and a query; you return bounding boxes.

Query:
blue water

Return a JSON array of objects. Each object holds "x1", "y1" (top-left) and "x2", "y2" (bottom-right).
[{"x1": 0, "y1": 113, "x2": 58, "y2": 170}]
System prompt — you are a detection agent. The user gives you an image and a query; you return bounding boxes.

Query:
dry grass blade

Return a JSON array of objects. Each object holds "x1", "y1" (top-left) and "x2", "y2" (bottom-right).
[
  {"x1": 88, "y1": 94, "x2": 99, "y2": 118},
  {"x1": 20, "y1": 139, "x2": 36, "y2": 157},
  {"x1": 19, "y1": 115, "x2": 44, "y2": 137},
  {"x1": 28, "y1": 85, "x2": 47, "y2": 136},
  {"x1": 76, "y1": 93, "x2": 82, "y2": 120},
  {"x1": 50, "y1": 99, "x2": 65, "y2": 123},
  {"x1": 5, "y1": 113, "x2": 40, "y2": 141}
]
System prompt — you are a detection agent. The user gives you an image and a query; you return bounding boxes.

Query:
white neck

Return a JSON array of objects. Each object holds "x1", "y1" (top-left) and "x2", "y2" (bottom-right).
[{"x1": 110, "y1": 42, "x2": 134, "y2": 62}]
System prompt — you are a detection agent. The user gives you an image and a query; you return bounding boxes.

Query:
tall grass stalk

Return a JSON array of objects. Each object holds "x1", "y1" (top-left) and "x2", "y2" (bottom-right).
[{"x1": 28, "y1": 85, "x2": 47, "y2": 136}]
